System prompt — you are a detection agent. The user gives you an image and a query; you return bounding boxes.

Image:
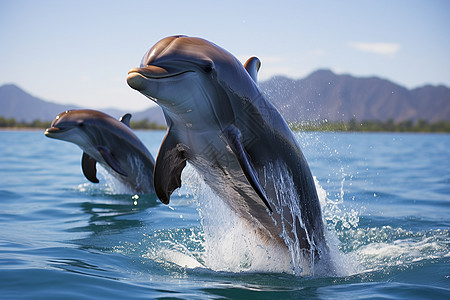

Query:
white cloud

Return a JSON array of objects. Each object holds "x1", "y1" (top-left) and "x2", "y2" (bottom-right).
[
  {"x1": 308, "y1": 49, "x2": 326, "y2": 57},
  {"x1": 348, "y1": 42, "x2": 401, "y2": 56}
]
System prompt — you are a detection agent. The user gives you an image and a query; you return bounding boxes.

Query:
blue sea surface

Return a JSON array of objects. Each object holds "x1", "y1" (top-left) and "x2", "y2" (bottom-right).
[{"x1": 0, "y1": 130, "x2": 449, "y2": 299}]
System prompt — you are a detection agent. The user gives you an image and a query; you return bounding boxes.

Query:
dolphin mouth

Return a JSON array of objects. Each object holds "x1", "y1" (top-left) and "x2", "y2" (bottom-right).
[
  {"x1": 127, "y1": 66, "x2": 193, "y2": 79},
  {"x1": 127, "y1": 66, "x2": 195, "y2": 92},
  {"x1": 45, "y1": 126, "x2": 71, "y2": 136}
]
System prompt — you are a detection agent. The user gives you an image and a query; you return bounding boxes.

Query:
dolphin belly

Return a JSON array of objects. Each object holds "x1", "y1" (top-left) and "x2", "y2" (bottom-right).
[{"x1": 180, "y1": 132, "x2": 285, "y2": 245}]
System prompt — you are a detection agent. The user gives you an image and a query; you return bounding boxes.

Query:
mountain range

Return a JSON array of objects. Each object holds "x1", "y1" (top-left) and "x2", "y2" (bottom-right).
[
  {"x1": 260, "y1": 70, "x2": 450, "y2": 123},
  {"x1": 1, "y1": 69, "x2": 449, "y2": 124},
  {"x1": 0, "y1": 83, "x2": 164, "y2": 124}
]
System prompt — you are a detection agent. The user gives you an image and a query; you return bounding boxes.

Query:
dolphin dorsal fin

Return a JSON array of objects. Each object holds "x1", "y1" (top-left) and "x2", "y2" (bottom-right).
[
  {"x1": 154, "y1": 130, "x2": 187, "y2": 204},
  {"x1": 222, "y1": 125, "x2": 272, "y2": 213},
  {"x1": 119, "y1": 113, "x2": 132, "y2": 127},
  {"x1": 244, "y1": 57, "x2": 261, "y2": 83},
  {"x1": 81, "y1": 152, "x2": 99, "y2": 183}
]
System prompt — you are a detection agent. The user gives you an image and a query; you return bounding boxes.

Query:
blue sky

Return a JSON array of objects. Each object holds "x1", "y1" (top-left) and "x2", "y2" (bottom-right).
[{"x1": 1, "y1": 0, "x2": 449, "y2": 111}]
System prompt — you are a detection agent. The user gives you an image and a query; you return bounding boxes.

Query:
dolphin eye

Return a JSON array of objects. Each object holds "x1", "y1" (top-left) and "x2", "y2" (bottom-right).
[
  {"x1": 77, "y1": 121, "x2": 84, "y2": 127},
  {"x1": 203, "y1": 64, "x2": 213, "y2": 73}
]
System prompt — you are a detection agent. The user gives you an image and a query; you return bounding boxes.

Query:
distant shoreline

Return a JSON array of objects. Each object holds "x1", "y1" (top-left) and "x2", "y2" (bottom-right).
[
  {"x1": 0, "y1": 127, "x2": 44, "y2": 131},
  {"x1": 0, "y1": 127, "x2": 165, "y2": 132},
  {"x1": 289, "y1": 119, "x2": 450, "y2": 133},
  {"x1": 1, "y1": 118, "x2": 449, "y2": 133},
  {"x1": 0, "y1": 117, "x2": 167, "y2": 131}
]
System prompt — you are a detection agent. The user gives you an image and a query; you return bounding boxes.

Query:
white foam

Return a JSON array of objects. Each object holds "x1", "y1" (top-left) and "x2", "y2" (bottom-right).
[
  {"x1": 354, "y1": 227, "x2": 450, "y2": 269},
  {"x1": 159, "y1": 248, "x2": 204, "y2": 269}
]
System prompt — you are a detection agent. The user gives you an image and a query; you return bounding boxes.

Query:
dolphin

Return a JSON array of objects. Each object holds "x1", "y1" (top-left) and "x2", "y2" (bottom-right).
[
  {"x1": 45, "y1": 109, "x2": 155, "y2": 194},
  {"x1": 127, "y1": 36, "x2": 329, "y2": 264}
]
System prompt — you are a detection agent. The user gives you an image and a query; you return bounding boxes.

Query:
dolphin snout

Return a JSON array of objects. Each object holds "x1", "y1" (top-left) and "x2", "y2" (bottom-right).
[
  {"x1": 126, "y1": 71, "x2": 146, "y2": 91},
  {"x1": 127, "y1": 65, "x2": 173, "y2": 91},
  {"x1": 44, "y1": 127, "x2": 55, "y2": 137},
  {"x1": 44, "y1": 126, "x2": 70, "y2": 137},
  {"x1": 44, "y1": 127, "x2": 58, "y2": 136}
]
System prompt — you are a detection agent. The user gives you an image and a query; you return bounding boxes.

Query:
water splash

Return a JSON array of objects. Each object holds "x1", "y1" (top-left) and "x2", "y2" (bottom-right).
[
  {"x1": 93, "y1": 165, "x2": 135, "y2": 194},
  {"x1": 78, "y1": 156, "x2": 152, "y2": 195},
  {"x1": 321, "y1": 170, "x2": 360, "y2": 232},
  {"x1": 182, "y1": 164, "x2": 293, "y2": 274},
  {"x1": 263, "y1": 161, "x2": 323, "y2": 276},
  {"x1": 315, "y1": 177, "x2": 362, "y2": 276},
  {"x1": 179, "y1": 163, "x2": 360, "y2": 276}
]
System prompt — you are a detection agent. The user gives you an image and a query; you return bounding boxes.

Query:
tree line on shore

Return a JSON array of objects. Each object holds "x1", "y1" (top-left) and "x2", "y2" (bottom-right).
[
  {"x1": 289, "y1": 118, "x2": 450, "y2": 132},
  {"x1": 1, "y1": 116, "x2": 450, "y2": 132},
  {"x1": 0, "y1": 117, "x2": 166, "y2": 130}
]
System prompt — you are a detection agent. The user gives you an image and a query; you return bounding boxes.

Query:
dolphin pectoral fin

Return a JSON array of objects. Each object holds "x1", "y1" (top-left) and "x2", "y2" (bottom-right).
[
  {"x1": 223, "y1": 126, "x2": 273, "y2": 213},
  {"x1": 154, "y1": 131, "x2": 187, "y2": 204},
  {"x1": 119, "y1": 113, "x2": 132, "y2": 127},
  {"x1": 82, "y1": 152, "x2": 99, "y2": 183},
  {"x1": 97, "y1": 146, "x2": 128, "y2": 177}
]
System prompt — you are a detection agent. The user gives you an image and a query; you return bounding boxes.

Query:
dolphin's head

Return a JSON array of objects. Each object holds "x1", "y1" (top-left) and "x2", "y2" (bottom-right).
[
  {"x1": 127, "y1": 36, "x2": 257, "y2": 120},
  {"x1": 45, "y1": 109, "x2": 106, "y2": 145}
]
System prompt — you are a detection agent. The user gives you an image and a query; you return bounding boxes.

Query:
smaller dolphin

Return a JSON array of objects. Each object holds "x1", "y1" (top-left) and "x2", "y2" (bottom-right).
[{"x1": 45, "y1": 109, "x2": 155, "y2": 194}]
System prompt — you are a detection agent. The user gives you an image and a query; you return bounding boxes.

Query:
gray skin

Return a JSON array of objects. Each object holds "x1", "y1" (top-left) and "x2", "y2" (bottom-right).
[
  {"x1": 127, "y1": 36, "x2": 328, "y2": 259},
  {"x1": 45, "y1": 109, "x2": 155, "y2": 194}
]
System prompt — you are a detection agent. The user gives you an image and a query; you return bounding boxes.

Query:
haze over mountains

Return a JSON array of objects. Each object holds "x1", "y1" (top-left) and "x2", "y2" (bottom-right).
[{"x1": 1, "y1": 69, "x2": 449, "y2": 124}]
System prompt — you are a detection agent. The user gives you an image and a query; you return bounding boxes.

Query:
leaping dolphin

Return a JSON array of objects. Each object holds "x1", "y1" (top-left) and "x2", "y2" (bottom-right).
[
  {"x1": 127, "y1": 36, "x2": 329, "y2": 266},
  {"x1": 45, "y1": 109, "x2": 155, "y2": 194}
]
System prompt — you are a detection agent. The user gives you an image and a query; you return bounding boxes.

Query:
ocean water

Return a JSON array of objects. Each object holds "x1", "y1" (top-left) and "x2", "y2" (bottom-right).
[{"x1": 0, "y1": 130, "x2": 449, "y2": 299}]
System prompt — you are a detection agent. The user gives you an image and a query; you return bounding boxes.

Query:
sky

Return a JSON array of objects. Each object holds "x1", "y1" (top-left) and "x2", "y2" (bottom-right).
[{"x1": 1, "y1": 0, "x2": 449, "y2": 111}]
